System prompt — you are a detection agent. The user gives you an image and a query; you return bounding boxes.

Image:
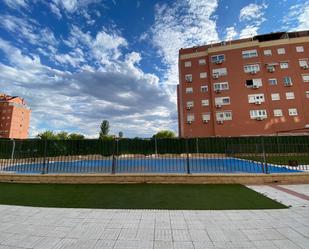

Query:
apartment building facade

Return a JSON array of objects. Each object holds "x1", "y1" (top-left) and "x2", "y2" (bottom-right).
[
  {"x1": 178, "y1": 31, "x2": 309, "y2": 137},
  {"x1": 0, "y1": 93, "x2": 31, "y2": 139}
]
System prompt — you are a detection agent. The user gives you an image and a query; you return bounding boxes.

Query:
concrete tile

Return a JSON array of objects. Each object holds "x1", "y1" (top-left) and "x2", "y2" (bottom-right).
[
  {"x1": 155, "y1": 229, "x2": 172, "y2": 241},
  {"x1": 153, "y1": 241, "x2": 173, "y2": 249}
]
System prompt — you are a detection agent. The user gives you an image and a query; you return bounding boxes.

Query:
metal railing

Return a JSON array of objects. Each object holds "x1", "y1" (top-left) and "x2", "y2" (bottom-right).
[{"x1": 0, "y1": 137, "x2": 308, "y2": 174}]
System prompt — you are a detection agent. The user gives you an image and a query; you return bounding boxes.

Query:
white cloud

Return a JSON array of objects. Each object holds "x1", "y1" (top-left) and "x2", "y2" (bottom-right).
[
  {"x1": 283, "y1": 1, "x2": 309, "y2": 31},
  {"x1": 151, "y1": 0, "x2": 219, "y2": 105},
  {"x1": 0, "y1": 15, "x2": 58, "y2": 47},
  {"x1": 52, "y1": 0, "x2": 100, "y2": 13},
  {"x1": 225, "y1": 26, "x2": 237, "y2": 40},
  {"x1": 3, "y1": 0, "x2": 27, "y2": 9},
  {"x1": 239, "y1": 3, "x2": 267, "y2": 23},
  {"x1": 238, "y1": 3, "x2": 268, "y2": 39},
  {"x1": 239, "y1": 25, "x2": 258, "y2": 38},
  {"x1": 49, "y1": 3, "x2": 62, "y2": 19}
]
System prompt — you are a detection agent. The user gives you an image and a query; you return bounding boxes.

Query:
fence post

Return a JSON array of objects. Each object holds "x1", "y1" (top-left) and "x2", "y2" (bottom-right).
[
  {"x1": 185, "y1": 138, "x2": 190, "y2": 174},
  {"x1": 261, "y1": 137, "x2": 268, "y2": 174},
  {"x1": 154, "y1": 136, "x2": 158, "y2": 155},
  {"x1": 111, "y1": 138, "x2": 116, "y2": 174},
  {"x1": 42, "y1": 139, "x2": 48, "y2": 174},
  {"x1": 196, "y1": 138, "x2": 199, "y2": 154},
  {"x1": 11, "y1": 139, "x2": 15, "y2": 160}
]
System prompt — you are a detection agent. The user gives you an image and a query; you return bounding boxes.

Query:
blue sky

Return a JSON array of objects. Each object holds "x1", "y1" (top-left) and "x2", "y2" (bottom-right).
[{"x1": 0, "y1": 0, "x2": 308, "y2": 138}]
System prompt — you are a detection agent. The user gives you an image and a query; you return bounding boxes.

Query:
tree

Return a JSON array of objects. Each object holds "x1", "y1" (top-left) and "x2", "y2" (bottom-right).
[
  {"x1": 37, "y1": 131, "x2": 57, "y2": 140},
  {"x1": 99, "y1": 120, "x2": 110, "y2": 139},
  {"x1": 153, "y1": 130, "x2": 176, "y2": 139},
  {"x1": 56, "y1": 131, "x2": 69, "y2": 140},
  {"x1": 118, "y1": 131, "x2": 123, "y2": 138},
  {"x1": 68, "y1": 133, "x2": 85, "y2": 140}
]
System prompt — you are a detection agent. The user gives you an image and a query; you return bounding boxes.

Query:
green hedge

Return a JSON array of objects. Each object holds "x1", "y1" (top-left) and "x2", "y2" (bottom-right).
[{"x1": 0, "y1": 136, "x2": 308, "y2": 159}]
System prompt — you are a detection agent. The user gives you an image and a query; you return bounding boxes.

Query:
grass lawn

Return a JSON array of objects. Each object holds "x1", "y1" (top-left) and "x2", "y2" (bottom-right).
[{"x1": 0, "y1": 183, "x2": 287, "y2": 210}]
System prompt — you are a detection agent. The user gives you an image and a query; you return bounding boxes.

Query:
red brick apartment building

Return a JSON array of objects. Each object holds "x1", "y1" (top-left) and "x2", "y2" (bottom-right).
[
  {"x1": 177, "y1": 31, "x2": 309, "y2": 137},
  {"x1": 0, "y1": 93, "x2": 31, "y2": 139}
]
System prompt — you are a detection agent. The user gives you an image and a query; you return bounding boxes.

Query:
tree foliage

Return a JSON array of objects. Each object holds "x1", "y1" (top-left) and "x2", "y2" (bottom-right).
[
  {"x1": 99, "y1": 120, "x2": 110, "y2": 139},
  {"x1": 153, "y1": 130, "x2": 176, "y2": 139},
  {"x1": 37, "y1": 131, "x2": 57, "y2": 140},
  {"x1": 37, "y1": 131, "x2": 85, "y2": 140},
  {"x1": 68, "y1": 133, "x2": 85, "y2": 140}
]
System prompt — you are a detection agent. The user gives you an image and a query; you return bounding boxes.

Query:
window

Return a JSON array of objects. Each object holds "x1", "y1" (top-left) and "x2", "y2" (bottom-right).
[
  {"x1": 201, "y1": 85, "x2": 208, "y2": 92},
  {"x1": 299, "y1": 59, "x2": 308, "y2": 68},
  {"x1": 264, "y1": 49, "x2": 272, "y2": 56},
  {"x1": 201, "y1": 99, "x2": 209, "y2": 106},
  {"x1": 283, "y1": 76, "x2": 293, "y2": 86},
  {"x1": 184, "y1": 61, "x2": 191, "y2": 67},
  {"x1": 202, "y1": 113, "x2": 210, "y2": 122},
  {"x1": 242, "y1": 49, "x2": 258, "y2": 58},
  {"x1": 288, "y1": 108, "x2": 298, "y2": 116},
  {"x1": 274, "y1": 109, "x2": 283, "y2": 117},
  {"x1": 186, "y1": 101, "x2": 194, "y2": 108},
  {"x1": 200, "y1": 72, "x2": 207, "y2": 78},
  {"x1": 302, "y1": 74, "x2": 309, "y2": 82},
  {"x1": 268, "y1": 78, "x2": 277, "y2": 85},
  {"x1": 271, "y1": 93, "x2": 280, "y2": 101},
  {"x1": 277, "y1": 48, "x2": 285, "y2": 54},
  {"x1": 212, "y1": 68, "x2": 227, "y2": 78},
  {"x1": 296, "y1": 46, "x2": 304, "y2": 52},
  {"x1": 186, "y1": 87, "x2": 193, "y2": 93},
  {"x1": 248, "y1": 94, "x2": 265, "y2": 103},
  {"x1": 246, "y1": 78, "x2": 262, "y2": 88},
  {"x1": 243, "y1": 64, "x2": 260, "y2": 73},
  {"x1": 215, "y1": 97, "x2": 230, "y2": 106},
  {"x1": 187, "y1": 114, "x2": 195, "y2": 122},
  {"x1": 280, "y1": 62, "x2": 289, "y2": 69},
  {"x1": 286, "y1": 92, "x2": 295, "y2": 99},
  {"x1": 250, "y1": 109, "x2": 267, "y2": 119},
  {"x1": 306, "y1": 91, "x2": 309, "y2": 98},
  {"x1": 185, "y1": 74, "x2": 192, "y2": 82},
  {"x1": 266, "y1": 64, "x2": 276, "y2": 72},
  {"x1": 213, "y1": 82, "x2": 229, "y2": 91},
  {"x1": 211, "y1": 54, "x2": 225, "y2": 63},
  {"x1": 216, "y1": 111, "x2": 232, "y2": 121},
  {"x1": 199, "y1": 59, "x2": 206, "y2": 65}
]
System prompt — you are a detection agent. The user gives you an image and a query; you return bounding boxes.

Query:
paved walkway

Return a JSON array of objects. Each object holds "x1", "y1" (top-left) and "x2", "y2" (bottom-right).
[{"x1": 0, "y1": 185, "x2": 308, "y2": 249}]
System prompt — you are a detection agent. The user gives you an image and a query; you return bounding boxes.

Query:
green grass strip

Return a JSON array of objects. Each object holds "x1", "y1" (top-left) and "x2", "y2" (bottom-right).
[{"x1": 0, "y1": 183, "x2": 287, "y2": 210}]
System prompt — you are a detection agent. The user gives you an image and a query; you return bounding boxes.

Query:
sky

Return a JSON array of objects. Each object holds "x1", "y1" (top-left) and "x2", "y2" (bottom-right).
[{"x1": 0, "y1": 0, "x2": 308, "y2": 138}]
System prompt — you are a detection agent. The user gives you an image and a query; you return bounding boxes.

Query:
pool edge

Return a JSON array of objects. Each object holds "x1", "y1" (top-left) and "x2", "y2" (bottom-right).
[{"x1": 0, "y1": 172, "x2": 308, "y2": 185}]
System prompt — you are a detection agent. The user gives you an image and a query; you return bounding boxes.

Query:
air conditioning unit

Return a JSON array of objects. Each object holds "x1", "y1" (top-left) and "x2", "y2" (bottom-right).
[
  {"x1": 250, "y1": 71, "x2": 257, "y2": 75},
  {"x1": 215, "y1": 89, "x2": 221, "y2": 94},
  {"x1": 217, "y1": 120, "x2": 224, "y2": 124},
  {"x1": 284, "y1": 82, "x2": 293, "y2": 87},
  {"x1": 252, "y1": 85, "x2": 259, "y2": 89},
  {"x1": 255, "y1": 117, "x2": 264, "y2": 121},
  {"x1": 255, "y1": 100, "x2": 262, "y2": 105},
  {"x1": 203, "y1": 119, "x2": 209, "y2": 123},
  {"x1": 301, "y1": 65, "x2": 309, "y2": 69},
  {"x1": 212, "y1": 74, "x2": 219, "y2": 79},
  {"x1": 215, "y1": 104, "x2": 222, "y2": 108},
  {"x1": 215, "y1": 60, "x2": 223, "y2": 64}
]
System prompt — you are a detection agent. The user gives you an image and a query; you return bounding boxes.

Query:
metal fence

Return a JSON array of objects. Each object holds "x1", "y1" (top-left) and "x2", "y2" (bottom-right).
[{"x1": 0, "y1": 136, "x2": 308, "y2": 174}]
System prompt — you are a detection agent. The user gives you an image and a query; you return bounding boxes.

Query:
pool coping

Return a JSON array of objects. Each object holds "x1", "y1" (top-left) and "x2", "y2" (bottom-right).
[{"x1": 0, "y1": 172, "x2": 308, "y2": 184}]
